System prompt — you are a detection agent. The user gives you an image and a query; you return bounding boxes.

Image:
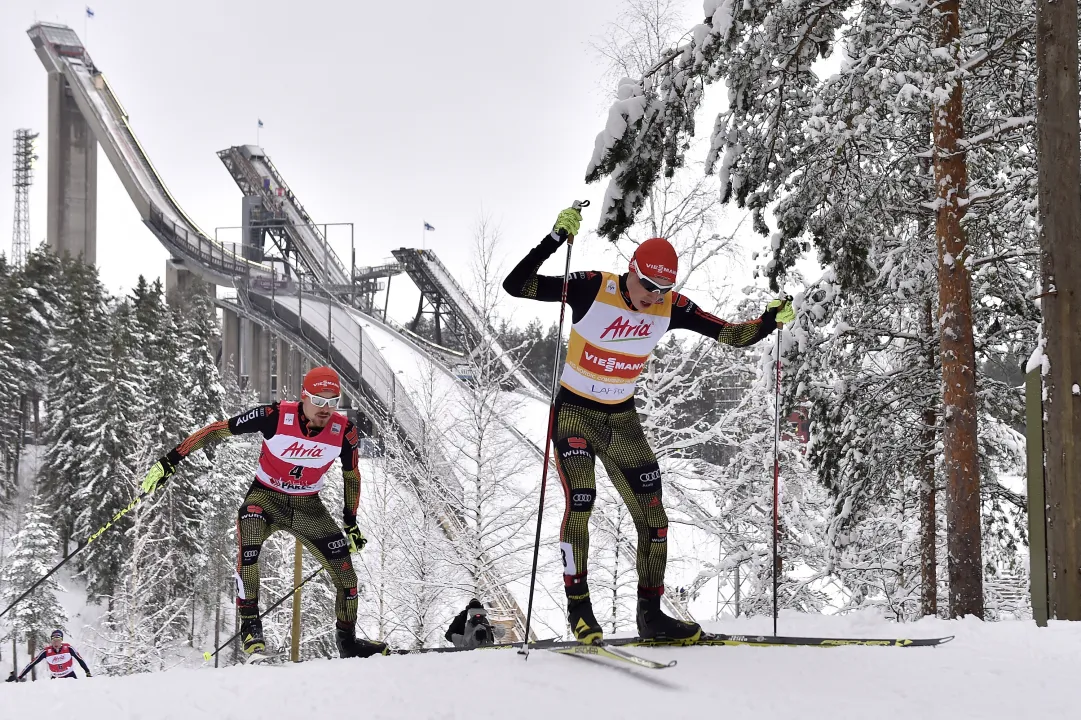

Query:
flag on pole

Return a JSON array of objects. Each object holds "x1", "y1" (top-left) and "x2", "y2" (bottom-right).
[
  {"x1": 258, "y1": 119, "x2": 264, "y2": 128},
  {"x1": 86, "y1": 6, "x2": 95, "y2": 17},
  {"x1": 423, "y1": 222, "x2": 435, "y2": 231}
]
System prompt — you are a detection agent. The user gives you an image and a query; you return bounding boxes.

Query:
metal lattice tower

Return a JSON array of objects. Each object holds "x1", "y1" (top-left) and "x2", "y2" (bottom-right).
[{"x1": 11, "y1": 129, "x2": 39, "y2": 267}]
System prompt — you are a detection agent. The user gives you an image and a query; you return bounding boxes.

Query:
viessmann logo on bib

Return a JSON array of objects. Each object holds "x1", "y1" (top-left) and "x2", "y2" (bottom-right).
[
  {"x1": 581, "y1": 343, "x2": 645, "y2": 379},
  {"x1": 599, "y1": 316, "x2": 655, "y2": 342}
]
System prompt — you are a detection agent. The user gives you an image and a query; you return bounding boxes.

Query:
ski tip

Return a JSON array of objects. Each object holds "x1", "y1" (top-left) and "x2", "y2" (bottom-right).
[{"x1": 202, "y1": 651, "x2": 212, "y2": 662}]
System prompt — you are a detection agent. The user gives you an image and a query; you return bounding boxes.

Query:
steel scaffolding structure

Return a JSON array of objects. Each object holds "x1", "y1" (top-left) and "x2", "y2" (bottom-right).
[{"x1": 11, "y1": 129, "x2": 38, "y2": 266}]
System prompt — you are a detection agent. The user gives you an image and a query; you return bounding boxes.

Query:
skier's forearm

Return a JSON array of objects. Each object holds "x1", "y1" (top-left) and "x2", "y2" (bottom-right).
[
  {"x1": 343, "y1": 469, "x2": 360, "y2": 524},
  {"x1": 341, "y1": 422, "x2": 361, "y2": 524},
  {"x1": 502, "y1": 233, "x2": 568, "y2": 301},
  {"x1": 166, "y1": 419, "x2": 232, "y2": 466},
  {"x1": 714, "y1": 313, "x2": 775, "y2": 347},
  {"x1": 166, "y1": 405, "x2": 277, "y2": 465},
  {"x1": 669, "y1": 293, "x2": 777, "y2": 347},
  {"x1": 17, "y1": 651, "x2": 45, "y2": 678},
  {"x1": 71, "y1": 647, "x2": 90, "y2": 673}
]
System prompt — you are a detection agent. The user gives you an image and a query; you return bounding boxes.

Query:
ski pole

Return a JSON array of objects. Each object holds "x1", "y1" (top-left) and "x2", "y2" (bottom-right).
[
  {"x1": 520, "y1": 199, "x2": 589, "y2": 658},
  {"x1": 771, "y1": 295, "x2": 790, "y2": 637},
  {"x1": 0, "y1": 481, "x2": 168, "y2": 621},
  {"x1": 203, "y1": 567, "x2": 324, "y2": 662}
]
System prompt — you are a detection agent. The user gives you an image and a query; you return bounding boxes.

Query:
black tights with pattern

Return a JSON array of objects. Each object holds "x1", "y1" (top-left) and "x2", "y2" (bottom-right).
[
  {"x1": 552, "y1": 395, "x2": 668, "y2": 601},
  {"x1": 235, "y1": 484, "x2": 358, "y2": 623}
]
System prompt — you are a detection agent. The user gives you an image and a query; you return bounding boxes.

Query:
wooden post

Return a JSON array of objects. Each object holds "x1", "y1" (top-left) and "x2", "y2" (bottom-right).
[
  {"x1": 1036, "y1": 0, "x2": 1081, "y2": 622},
  {"x1": 291, "y1": 539, "x2": 303, "y2": 662},
  {"x1": 1026, "y1": 369, "x2": 1049, "y2": 627}
]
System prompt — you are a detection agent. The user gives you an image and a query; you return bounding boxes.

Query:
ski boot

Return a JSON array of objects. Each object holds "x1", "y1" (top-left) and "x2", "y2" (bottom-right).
[
  {"x1": 636, "y1": 591, "x2": 701, "y2": 645},
  {"x1": 240, "y1": 617, "x2": 266, "y2": 655},
  {"x1": 335, "y1": 621, "x2": 389, "y2": 659},
  {"x1": 567, "y1": 597, "x2": 603, "y2": 645}
]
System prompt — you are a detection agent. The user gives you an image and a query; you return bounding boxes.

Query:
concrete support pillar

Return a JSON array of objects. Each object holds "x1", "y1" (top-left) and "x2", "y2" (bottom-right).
[
  {"x1": 276, "y1": 339, "x2": 302, "y2": 400},
  {"x1": 293, "y1": 347, "x2": 306, "y2": 400},
  {"x1": 46, "y1": 71, "x2": 97, "y2": 261},
  {"x1": 250, "y1": 324, "x2": 271, "y2": 404},
  {"x1": 221, "y1": 308, "x2": 241, "y2": 380},
  {"x1": 165, "y1": 258, "x2": 204, "y2": 306}
]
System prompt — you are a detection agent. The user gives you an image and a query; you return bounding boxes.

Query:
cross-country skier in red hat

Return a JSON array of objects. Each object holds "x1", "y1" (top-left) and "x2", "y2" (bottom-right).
[
  {"x1": 504, "y1": 206, "x2": 794, "y2": 645},
  {"x1": 140, "y1": 366, "x2": 387, "y2": 659}
]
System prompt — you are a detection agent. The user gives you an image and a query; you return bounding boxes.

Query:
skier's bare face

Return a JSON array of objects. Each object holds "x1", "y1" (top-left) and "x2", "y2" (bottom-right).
[
  {"x1": 301, "y1": 391, "x2": 339, "y2": 428},
  {"x1": 626, "y1": 271, "x2": 670, "y2": 311},
  {"x1": 50, "y1": 637, "x2": 63, "y2": 650}
]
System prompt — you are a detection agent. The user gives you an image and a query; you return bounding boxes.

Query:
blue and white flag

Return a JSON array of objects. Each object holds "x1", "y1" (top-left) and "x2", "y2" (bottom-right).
[
  {"x1": 258, "y1": 119, "x2": 264, "y2": 128},
  {"x1": 86, "y1": 6, "x2": 95, "y2": 17},
  {"x1": 423, "y1": 222, "x2": 435, "y2": 231}
]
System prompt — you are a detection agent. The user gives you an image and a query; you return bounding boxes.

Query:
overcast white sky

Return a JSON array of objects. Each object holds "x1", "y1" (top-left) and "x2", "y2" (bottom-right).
[{"x1": 1, "y1": 0, "x2": 768, "y2": 326}]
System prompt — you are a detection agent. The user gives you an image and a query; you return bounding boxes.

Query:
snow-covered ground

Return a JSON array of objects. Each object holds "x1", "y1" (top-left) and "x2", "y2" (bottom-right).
[{"x1": 4, "y1": 613, "x2": 1076, "y2": 719}]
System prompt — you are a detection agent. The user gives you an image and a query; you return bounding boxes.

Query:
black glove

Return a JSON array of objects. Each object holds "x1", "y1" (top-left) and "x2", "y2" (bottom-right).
[
  {"x1": 85, "y1": 670, "x2": 92, "y2": 677},
  {"x1": 6, "y1": 671, "x2": 20, "y2": 682}
]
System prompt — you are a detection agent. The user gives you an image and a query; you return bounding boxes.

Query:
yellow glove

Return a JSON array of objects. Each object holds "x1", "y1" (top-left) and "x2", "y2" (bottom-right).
[
  {"x1": 345, "y1": 524, "x2": 366, "y2": 554},
  {"x1": 552, "y1": 207, "x2": 582, "y2": 238},
  {"x1": 140, "y1": 458, "x2": 175, "y2": 494},
  {"x1": 767, "y1": 297, "x2": 795, "y2": 326}
]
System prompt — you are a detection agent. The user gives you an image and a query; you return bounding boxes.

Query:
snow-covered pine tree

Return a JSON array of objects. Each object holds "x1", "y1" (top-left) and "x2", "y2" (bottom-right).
[
  {"x1": 1, "y1": 496, "x2": 68, "y2": 679},
  {"x1": 131, "y1": 277, "x2": 206, "y2": 624},
  {"x1": 0, "y1": 256, "x2": 24, "y2": 504},
  {"x1": 201, "y1": 364, "x2": 262, "y2": 663},
  {"x1": 39, "y1": 256, "x2": 110, "y2": 552},
  {"x1": 92, "y1": 489, "x2": 190, "y2": 675},
  {"x1": 176, "y1": 280, "x2": 228, "y2": 630},
  {"x1": 73, "y1": 299, "x2": 146, "y2": 601},
  {"x1": 12, "y1": 245, "x2": 65, "y2": 446},
  {"x1": 586, "y1": 0, "x2": 1039, "y2": 619}
]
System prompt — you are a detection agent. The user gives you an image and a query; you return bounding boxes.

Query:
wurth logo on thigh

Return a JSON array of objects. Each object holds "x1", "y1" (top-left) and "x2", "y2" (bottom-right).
[
  {"x1": 650, "y1": 527, "x2": 668, "y2": 544},
  {"x1": 559, "y1": 436, "x2": 592, "y2": 460}
]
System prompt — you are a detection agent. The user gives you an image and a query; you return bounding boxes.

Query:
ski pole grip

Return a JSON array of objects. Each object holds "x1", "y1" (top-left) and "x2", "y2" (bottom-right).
[
  {"x1": 571, "y1": 199, "x2": 590, "y2": 211},
  {"x1": 557, "y1": 228, "x2": 573, "y2": 246}
]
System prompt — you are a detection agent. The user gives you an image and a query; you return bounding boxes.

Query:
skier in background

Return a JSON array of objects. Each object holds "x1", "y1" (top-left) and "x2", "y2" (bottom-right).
[
  {"x1": 140, "y1": 366, "x2": 387, "y2": 660},
  {"x1": 504, "y1": 206, "x2": 794, "y2": 645},
  {"x1": 7, "y1": 629, "x2": 91, "y2": 680}
]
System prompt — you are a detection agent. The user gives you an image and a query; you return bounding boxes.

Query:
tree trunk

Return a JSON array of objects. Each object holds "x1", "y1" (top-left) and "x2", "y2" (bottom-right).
[
  {"x1": 1035, "y1": 0, "x2": 1081, "y2": 620},
  {"x1": 919, "y1": 297, "x2": 939, "y2": 617},
  {"x1": 213, "y1": 590, "x2": 221, "y2": 668},
  {"x1": 932, "y1": 0, "x2": 984, "y2": 619},
  {"x1": 27, "y1": 636, "x2": 35, "y2": 681}
]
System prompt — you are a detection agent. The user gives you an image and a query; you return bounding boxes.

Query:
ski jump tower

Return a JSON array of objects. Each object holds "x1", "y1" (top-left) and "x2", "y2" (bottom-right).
[{"x1": 35, "y1": 25, "x2": 97, "y2": 261}]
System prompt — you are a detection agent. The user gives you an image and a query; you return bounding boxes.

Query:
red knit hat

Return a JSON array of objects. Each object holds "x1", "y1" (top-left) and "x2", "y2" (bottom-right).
[
  {"x1": 303, "y1": 366, "x2": 341, "y2": 396},
  {"x1": 630, "y1": 238, "x2": 678, "y2": 286}
]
